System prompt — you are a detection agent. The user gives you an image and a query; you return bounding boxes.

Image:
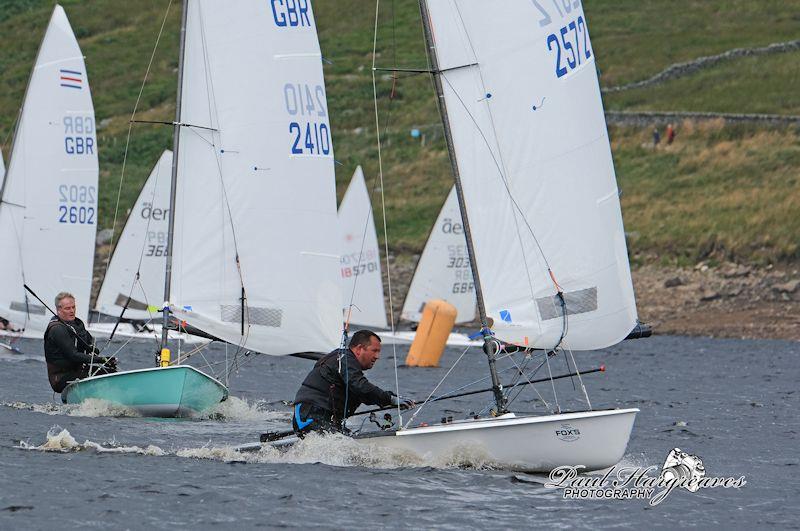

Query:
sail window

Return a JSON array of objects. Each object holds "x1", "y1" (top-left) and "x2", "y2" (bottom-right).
[
  {"x1": 10, "y1": 302, "x2": 46, "y2": 315},
  {"x1": 220, "y1": 305, "x2": 283, "y2": 328},
  {"x1": 536, "y1": 287, "x2": 597, "y2": 321}
]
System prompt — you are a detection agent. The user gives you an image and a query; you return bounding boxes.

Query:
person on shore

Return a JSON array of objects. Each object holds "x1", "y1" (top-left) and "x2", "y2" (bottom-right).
[
  {"x1": 44, "y1": 292, "x2": 116, "y2": 393},
  {"x1": 652, "y1": 127, "x2": 660, "y2": 148},
  {"x1": 666, "y1": 123, "x2": 676, "y2": 145},
  {"x1": 292, "y1": 330, "x2": 413, "y2": 436}
]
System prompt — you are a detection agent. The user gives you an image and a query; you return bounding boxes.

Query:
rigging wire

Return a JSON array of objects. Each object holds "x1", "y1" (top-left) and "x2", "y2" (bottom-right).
[
  {"x1": 371, "y1": 0, "x2": 403, "y2": 424},
  {"x1": 403, "y1": 344, "x2": 470, "y2": 429},
  {"x1": 97, "y1": 0, "x2": 174, "y2": 326},
  {"x1": 565, "y1": 344, "x2": 592, "y2": 410},
  {"x1": 430, "y1": 31, "x2": 572, "y2": 352},
  {"x1": 450, "y1": 3, "x2": 540, "y2": 307},
  {"x1": 194, "y1": 1, "x2": 250, "y2": 374}
]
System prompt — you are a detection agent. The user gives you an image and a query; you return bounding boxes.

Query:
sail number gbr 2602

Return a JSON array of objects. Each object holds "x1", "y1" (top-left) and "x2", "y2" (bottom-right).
[
  {"x1": 58, "y1": 184, "x2": 96, "y2": 225},
  {"x1": 284, "y1": 83, "x2": 331, "y2": 156}
]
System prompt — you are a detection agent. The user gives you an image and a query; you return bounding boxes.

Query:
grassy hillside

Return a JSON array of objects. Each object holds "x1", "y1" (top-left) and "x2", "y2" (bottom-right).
[{"x1": 0, "y1": 0, "x2": 798, "y2": 263}]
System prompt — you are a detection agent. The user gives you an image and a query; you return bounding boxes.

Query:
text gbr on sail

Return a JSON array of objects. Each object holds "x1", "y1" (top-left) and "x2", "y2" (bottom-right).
[
  {"x1": 271, "y1": 0, "x2": 311, "y2": 27},
  {"x1": 64, "y1": 115, "x2": 95, "y2": 155}
]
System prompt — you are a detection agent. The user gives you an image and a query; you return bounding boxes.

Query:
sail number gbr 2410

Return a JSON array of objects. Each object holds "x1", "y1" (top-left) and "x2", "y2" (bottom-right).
[{"x1": 284, "y1": 83, "x2": 331, "y2": 156}]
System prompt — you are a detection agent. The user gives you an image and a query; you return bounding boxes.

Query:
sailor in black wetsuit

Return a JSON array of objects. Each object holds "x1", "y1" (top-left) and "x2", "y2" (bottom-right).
[
  {"x1": 292, "y1": 330, "x2": 413, "y2": 435},
  {"x1": 44, "y1": 292, "x2": 116, "y2": 393}
]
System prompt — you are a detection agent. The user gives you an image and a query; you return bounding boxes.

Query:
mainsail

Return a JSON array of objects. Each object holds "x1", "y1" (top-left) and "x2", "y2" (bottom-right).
[
  {"x1": 0, "y1": 6, "x2": 98, "y2": 335},
  {"x1": 424, "y1": 0, "x2": 637, "y2": 349},
  {"x1": 95, "y1": 151, "x2": 172, "y2": 321},
  {"x1": 169, "y1": 0, "x2": 341, "y2": 355},
  {"x1": 338, "y1": 166, "x2": 387, "y2": 329},
  {"x1": 400, "y1": 185, "x2": 476, "y2": 324}
]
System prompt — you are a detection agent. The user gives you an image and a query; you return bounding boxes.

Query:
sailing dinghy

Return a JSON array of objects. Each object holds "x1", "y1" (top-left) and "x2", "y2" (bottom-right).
[
  {"x1": 355, "y1": 0, "x2": 640, "y2": 471},
  {"x1": 0, "y1": 6, "x2": 98, "y2": 340},
  {"x1": 62, "y1": 0, "x2": 341, "y2": 416}
]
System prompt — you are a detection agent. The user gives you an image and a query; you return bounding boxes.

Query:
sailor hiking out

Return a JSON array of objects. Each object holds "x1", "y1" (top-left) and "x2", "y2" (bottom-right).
[{"x1": 293, "y1": 330, "x2": 413, "y2": 435}]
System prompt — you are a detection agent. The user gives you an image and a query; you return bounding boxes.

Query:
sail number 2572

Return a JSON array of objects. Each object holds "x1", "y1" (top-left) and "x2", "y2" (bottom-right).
[
  {"x1": 284, "y1": 83, "x2": 331, "y2": 156},
  {"x1": 532, "y1": 0, "x2": 592, "y2": 79},
  {"x1": 546, "y1": 16, "x2": 591, "y2": 78},
  {"x1": 58, "y1": 184, "x2": 96, "y2": 225}
]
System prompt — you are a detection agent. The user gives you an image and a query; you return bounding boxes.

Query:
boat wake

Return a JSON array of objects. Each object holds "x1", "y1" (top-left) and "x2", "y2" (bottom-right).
[
  {"x1": 2, "y1": 399, "x2": 141, "y2": 418},
  {"x1": 17, "y1": 427, "x2": 165, "y2": 455},
  {"x1": 17, "y1": 428, "x2": 500, "y2": 470},
  {"x1": 3, "y1": 396, "x2": 289, "y2": 422},
  {"x1": 200, "y1": 396, "x2": 290, "y2": 423}
]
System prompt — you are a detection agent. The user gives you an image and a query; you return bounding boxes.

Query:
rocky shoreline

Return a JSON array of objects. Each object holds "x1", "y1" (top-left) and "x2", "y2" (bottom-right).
[{"x1": 632, "y1": 262, "x2": 800, "y2": 341}]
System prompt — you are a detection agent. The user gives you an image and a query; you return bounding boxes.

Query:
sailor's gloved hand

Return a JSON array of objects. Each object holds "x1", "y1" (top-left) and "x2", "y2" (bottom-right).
[
  {"x1": 100, "y1": 356, "x2": 118, "y2": 370},
  {"x1": 390, "y1": 395, "x2": 416, "y2": 411}
]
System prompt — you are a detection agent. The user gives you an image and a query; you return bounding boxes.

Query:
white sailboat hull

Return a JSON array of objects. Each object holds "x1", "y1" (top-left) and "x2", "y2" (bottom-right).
[{"x1": 356, "y1": 408, "x2": 638, "y2": 472}]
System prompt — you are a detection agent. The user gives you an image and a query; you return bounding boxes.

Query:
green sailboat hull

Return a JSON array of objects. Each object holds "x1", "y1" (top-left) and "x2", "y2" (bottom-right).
[{"x1": 61, "y1": 365, "x2": 228, "y2": 417}]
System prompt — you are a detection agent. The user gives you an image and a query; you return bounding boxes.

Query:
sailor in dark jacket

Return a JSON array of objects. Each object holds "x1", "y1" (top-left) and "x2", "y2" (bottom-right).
[
  {"x1": 293, "y1": 330, "x2": 413, "y2": 435},
  {"x1": 44, "y1": 292, "x2": 116, "y2": 393}
]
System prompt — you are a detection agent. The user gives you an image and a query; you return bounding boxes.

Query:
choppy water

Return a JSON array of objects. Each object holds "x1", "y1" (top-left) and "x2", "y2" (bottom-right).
[{"x1": 0, "y1": 334, "x2": 797, "y2": 528}]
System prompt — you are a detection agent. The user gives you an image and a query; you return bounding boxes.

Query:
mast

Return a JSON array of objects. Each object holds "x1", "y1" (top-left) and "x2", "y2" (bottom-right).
[
  {"x1": 417, "y1": 0, "x2": 507, "y2": 413},
  {"x1": 159, "y1": 0, "x2": 189, "y2": 360}
]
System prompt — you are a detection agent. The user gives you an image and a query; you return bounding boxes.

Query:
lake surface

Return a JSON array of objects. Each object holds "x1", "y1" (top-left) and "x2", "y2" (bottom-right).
[{"x1": 0, "y1": 333, "x2": 797, "y2": 529}]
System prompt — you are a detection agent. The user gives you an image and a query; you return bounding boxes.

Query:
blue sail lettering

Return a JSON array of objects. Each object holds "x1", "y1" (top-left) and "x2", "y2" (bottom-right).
[{"x1": 271, "y1": 0, "x2": 311, "y2": 27}]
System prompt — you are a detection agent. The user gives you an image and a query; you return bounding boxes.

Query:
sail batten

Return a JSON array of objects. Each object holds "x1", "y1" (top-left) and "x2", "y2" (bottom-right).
[
  {"x1": 170, "y1": 0, "x2": 341, "y2": 356},
  {"x1": 0, "y1": 6, "x2": 98, "y2": 335},
  {"x1": 425, "y1": 0, "x2": 637, "y2": 350}
]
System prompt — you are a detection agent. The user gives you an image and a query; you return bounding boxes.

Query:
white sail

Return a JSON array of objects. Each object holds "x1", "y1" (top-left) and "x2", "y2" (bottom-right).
[
  {"x1": 95, "y1": 151, "x2": 172, "y2": 321},
  {"x1": 169, "y1": 0, "x2": 341, "y2": 355},
  {"x1": 425, "y1": 0, "x2": 637, "y2": 349},
  {"x1": 0, "y1": 6, "x2": 98, "y2": 335},
  {"x1": 338, "y1": 166, "x2": 387, "y2": 329},
  {"x1": 400, "y1": 186, "x2": 476, "y2": 324}
]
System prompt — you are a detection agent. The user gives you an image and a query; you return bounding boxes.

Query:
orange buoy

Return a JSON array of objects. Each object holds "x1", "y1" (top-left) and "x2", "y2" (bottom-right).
[{"x1": 406, "y1": 299, "x2": 457, "y2": 367}]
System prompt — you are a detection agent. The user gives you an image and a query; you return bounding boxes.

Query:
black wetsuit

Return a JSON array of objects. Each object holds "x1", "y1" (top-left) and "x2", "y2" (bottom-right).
[
  {"x1": 292, "y1": 348, "x2": 394, "y2": 434},
  {"x1": 43, "y1": 317, "x2": 100, "y2": 393}
]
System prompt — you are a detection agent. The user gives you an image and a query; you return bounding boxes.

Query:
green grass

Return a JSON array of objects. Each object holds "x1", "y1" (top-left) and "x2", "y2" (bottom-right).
[
  {"x1": 614, "y1": 122, "x2": 800, "y2": 264},
  {"x1": 604, "y1": 50, "x2": 800, "y2": 114},
  {"x1": 0, "y1": 0, "x2": 799, "y2": 265}
]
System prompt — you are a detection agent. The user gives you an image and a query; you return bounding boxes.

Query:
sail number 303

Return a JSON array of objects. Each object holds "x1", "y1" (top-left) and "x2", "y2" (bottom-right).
[
  {"x1": 58, "y1": 184, "x2": 96, "y2": 225},
  {"x1": 284, "y1": 83, "x2": 331, "y2": 156}
]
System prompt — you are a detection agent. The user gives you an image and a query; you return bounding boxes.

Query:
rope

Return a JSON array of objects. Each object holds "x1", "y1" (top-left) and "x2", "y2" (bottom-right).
[
  {"x1": 96, "y1": 0, "x2": 174, "y2": 325},
  {"x1": 403, "y1": 344, "x2": 470, "y2": 429},
  {"x1": 565, "y1": 344, "x2": 592, "y2": 410},
  {"x1": 544, "y1": 348, "x2": 560, "y2": 414},
  {"x1": 372, "y1": 0, "x2": 403, "y2": 424}
]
